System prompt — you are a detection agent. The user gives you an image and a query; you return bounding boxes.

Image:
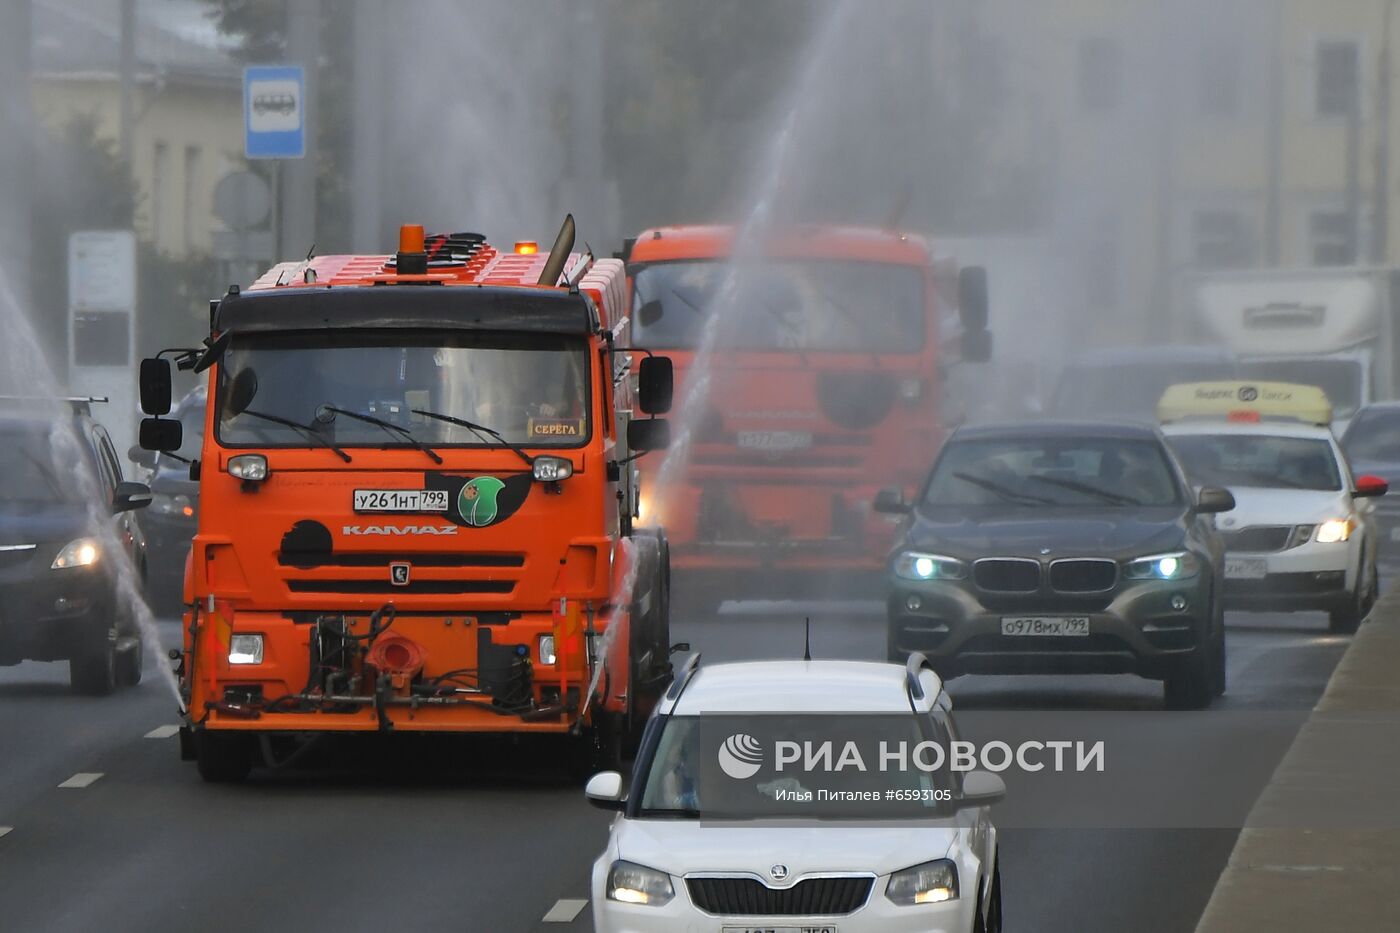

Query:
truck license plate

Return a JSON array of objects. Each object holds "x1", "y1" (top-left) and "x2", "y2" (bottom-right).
[
  {"x1": 736, "y1": 431, "x2": 813, "y2": 452},
  {"x1": 353, "y1": 489, "x2": 449, "y2": 513},
  {"x1": 722, "y1": 927, "x2": 837, "y2": 933},
  {"x1": 1001, "y1": 616, "x2": 1090, "y2": 637},
  {"x1": 1224, "y1": 557, "x2": 1267, "y2": 579}
]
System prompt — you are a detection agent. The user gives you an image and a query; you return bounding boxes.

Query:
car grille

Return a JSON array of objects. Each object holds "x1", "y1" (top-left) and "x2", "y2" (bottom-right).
[
  {"x1": 1221, "y1": 526, "x2": 1292, "y2": 553},
  {"x1": 685, "y1": 875, "x2": 873, "y2": 916},
  {"x1": 974, "y1": 558, "x2": 1041, "y2": 592},
  {"x1": 1049, "y1": 558, "x2": 1117, "y2": 592}
]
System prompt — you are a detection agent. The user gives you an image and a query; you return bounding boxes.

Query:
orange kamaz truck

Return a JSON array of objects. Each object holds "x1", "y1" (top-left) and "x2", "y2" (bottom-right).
[
  {"x1": 138, "y1": 219, "x2": 675, "y2": 781},
  {"x1": 623, "y1": 224, "x2": 989, "y2": 609}
]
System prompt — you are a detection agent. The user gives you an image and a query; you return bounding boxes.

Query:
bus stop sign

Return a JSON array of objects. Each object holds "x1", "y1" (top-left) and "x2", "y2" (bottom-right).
[{"x1": 244, "y1": 65, "x2": 305, "y2": 159}]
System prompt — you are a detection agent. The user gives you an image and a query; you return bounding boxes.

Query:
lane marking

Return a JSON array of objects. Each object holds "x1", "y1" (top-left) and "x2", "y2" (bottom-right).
[
  {"x1": 0, "y1": 827, "x2": 11, "y2": 839},
  {"x1": 541, "y1": 899, "x2": 588, "y2": 923},
  {"x1": 145, "y1": 725, "x2": 181, "y2": 739},
  {"x1": 58, "y1": 773, "x2": 103, "y2": 789}
]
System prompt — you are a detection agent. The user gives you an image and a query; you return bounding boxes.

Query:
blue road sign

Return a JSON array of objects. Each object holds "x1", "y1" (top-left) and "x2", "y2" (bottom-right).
[{"x1": 244, "y1": 65, "x2": 306, "y2": 159}]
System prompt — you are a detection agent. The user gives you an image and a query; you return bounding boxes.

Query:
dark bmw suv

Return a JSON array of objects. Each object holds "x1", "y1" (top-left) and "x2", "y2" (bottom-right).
[
  {"x1": 879, "y1": 422, "x2": 1234, "y2": 709},
  {"x1": 0, "y1": 399, "x2": 151, "y2": 693}
]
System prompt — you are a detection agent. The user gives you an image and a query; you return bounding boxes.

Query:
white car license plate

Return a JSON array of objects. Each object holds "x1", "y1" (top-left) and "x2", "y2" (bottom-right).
[
  {"x1": 1224, "y1": 557, "x2": 1267, "y2": 580},
  {"x1": 1000, "y1": 616, "x2": 1090, "y2": 637},
  {"x1": 353, "y1": 489, "x2": 449, "y2": 513},
  {"x1": 736, "y1": 430, "x2": 813, "y2": 452},
  {"x1": 722, "y1": 928, "x2": 836, "y2": 933}
]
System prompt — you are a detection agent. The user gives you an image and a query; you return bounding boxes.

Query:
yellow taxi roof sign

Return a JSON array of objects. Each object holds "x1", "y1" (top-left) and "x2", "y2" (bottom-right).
[{"x1": 1156, "y1": 381, "x2": 1332, "y2": 426}]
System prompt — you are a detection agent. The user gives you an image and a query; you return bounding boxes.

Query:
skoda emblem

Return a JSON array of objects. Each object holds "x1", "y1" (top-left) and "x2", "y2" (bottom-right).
[
  {"x1": 769, "y1": 864, "x2": 789, "y2": 882},
  {"x1": 389, "y1": 561, "x2": 411, "y2": 586}
]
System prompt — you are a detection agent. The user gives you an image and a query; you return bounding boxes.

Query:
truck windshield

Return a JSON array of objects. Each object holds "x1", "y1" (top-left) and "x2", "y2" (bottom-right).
[
  {"x1": 630, "y1": 259, "x2": 925, "y2": 352},
  {"x1": 1166, "y1": 434, "x2": 1343, "y2": 492},
  {"x1": 215, "y1": 332, "x2": 590, "y2": 449},
  {"x1": 1237, "y1": 359, "x2": 1362, "y2": 418}
]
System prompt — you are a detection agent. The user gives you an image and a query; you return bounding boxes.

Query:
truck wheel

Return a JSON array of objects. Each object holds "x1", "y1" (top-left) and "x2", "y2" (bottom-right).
[
  {"x1": 1164, "y1": 648, "x2": 1213, "y2": 710},
  {"x1": 195, "y1": 731, "x2": 255, "y2": 783},
  {"x1": 116, "y1": 634, "x2": 144, "y2": 688},
  {"x1": 70, "y1": 644, "x2": 118, "y2": 696}
]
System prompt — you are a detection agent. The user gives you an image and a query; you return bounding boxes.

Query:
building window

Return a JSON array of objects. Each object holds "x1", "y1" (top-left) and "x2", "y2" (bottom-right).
[
  {"x1": 182, "y1": 145, "x2": 202, "y2": 247},
  {"x1": 1308, "y1": 210, "x2": 1356, "y2": 265},
  {"x1": 1315, "y1": 39, "x2": 1360, "y2": 117},
  {"x1": 1192, "y1": 209, "x2": 1253, "y2": 269},
  {"x1": 151, "y1": 141, "x2": 169, "y2": 247},
  {"x1": 1198, "y1": 41, "x2": 1241, "y2": 117},
  {"x1": 1077, "y1": 37, "x2": 1122, "y2": 113}
]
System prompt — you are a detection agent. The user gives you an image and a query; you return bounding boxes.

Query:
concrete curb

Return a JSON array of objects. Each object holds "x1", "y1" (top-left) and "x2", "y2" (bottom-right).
[{"x1": 1194, "y1": 592, "x2": 1400, "y2": 932}]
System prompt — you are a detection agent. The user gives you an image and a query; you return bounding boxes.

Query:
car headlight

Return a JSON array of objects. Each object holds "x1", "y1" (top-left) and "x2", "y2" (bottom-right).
[
  {"x1": 605, "y1": 860, "x2": 674, "y2": 906},
  {"x1": 1315, "y1": 518, "x2": 1355, "y2": 543},
  {"x1": 228, "y1": 454, "x2": 268, "y2": 482},
  {"x1": 532, "y1": 456, "x2": 574, "y2": 482},
  {"x1": 228, "y1": 634, "x2": 264, "y2": 665},
  {"x1": 149, "y1": 492, "x2": 194, "y2": 517},
  {"x1": 538, "y1": 634, "x2": 556, "y2": 665},
  {"x1": 1124, "y1": 551, "x2": 1200, "y2": 580},
  {"x1": 886, "y1": 858, "x2": 959, "y2": 906},
  {"x1": 893, "y1": 551, "x2": 968, "y2": 581},
  {"x1": 51, "y1": 537, "x2": 101, "y2": 570}
]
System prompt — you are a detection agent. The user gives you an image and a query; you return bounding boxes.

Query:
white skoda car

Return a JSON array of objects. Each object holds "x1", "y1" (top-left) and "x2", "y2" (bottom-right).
[
  {"x1": 587, "y1": 656, "x2": 1004, "y2": 933},
  {"x1": 1163, "y1": 420, "x2": 1386, "y2": 633}
]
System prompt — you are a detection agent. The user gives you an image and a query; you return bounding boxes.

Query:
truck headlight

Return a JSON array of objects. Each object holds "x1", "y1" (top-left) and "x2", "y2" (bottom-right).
[
  {"x1": 893, "y1": 551, "x2": 968, "y2": 581},
  {"x1": 228, "y1": 634, "x2": 264, "y2": 665},
  {"x1": 51, "y1": 537, "x2": 101, "y2": 570},
  {"x1": 886, "y1": 858, "x2": 959, "y2": 906},
  {"x1": 1315, "y1": 518, "x2": 1355, "y2": 543},
  {"x1": 228, "y1": 454, "x2": 268, "y2": 482},
  {"x1": 1124, "y1": 551, "x2": 1199, "y2": 580},
  {"x1": 532, "y1": 456, "x2": 573, "y2": 482},
  {"x1": 538, "y1": 634, "x2": 556, "y2": 665},
  {"x1": 606, "y1": 860, "x2": 674, "y2": 906}
]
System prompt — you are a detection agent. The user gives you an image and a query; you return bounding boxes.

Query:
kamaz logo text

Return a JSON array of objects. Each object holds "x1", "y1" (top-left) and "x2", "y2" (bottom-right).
[{"x1": 341, "y1": 525, "x2": 458, "y2": 536}]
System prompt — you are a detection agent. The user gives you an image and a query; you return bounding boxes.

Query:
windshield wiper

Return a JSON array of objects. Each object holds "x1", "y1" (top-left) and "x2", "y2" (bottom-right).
[
  {"x1": 1027, "y1": 474, "x2": 1141, "y2": 505},
  {"x1": 409, "y1": 409, "x2": 534, "y2": 469},
  {"x1": 321, "y1": 406, "x2": 443, "y2": 464},
  {"x1": 951, "y1": 471, "x2": 1054, "y2": 505},
  {"x1": 237, "y1": 408, "x2": 352, "y2": 462}
]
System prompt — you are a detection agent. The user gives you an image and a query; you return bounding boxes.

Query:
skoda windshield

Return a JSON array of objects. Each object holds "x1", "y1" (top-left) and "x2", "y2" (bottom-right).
[
  {"x1": 215, "y1": 331, "x2": 590, "y2": 449},
  {"x1": 630, "y1": 259, "x2": 926, "y2": 352}
]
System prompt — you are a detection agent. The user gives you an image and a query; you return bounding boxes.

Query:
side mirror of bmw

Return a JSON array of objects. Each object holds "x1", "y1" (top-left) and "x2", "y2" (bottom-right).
[
  {"x1": 872, "y1": 486, "x2": 910, "y2": 514},
  {"x1": 958, "y1": 769, "x2": 1007, "y2": 809},
  {"x1": 1354, "y1": 474, "x2": 1389, "y2": 498},
  {"x1": 1194, "y1": 486, "x2": 1235, "y2": 514},
  {"x1": 585, "y1": 771, "x2": 627, "y2": 811},
  {"x1": 112, "y1": 481, "x2": 153, "y2": 514}
]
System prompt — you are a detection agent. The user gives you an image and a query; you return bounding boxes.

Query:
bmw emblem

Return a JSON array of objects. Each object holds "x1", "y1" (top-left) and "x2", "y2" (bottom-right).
[
  {"x1": 769, "y1": 864, "x2": 789, "y2": 882},
  {"x1": 1040, "y1": 547, "x2": 1052, "y2": 556}
]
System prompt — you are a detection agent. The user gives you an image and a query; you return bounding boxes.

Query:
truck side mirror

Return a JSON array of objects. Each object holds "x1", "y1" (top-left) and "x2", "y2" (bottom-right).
[
  {"x1": 961, "y1": 328, "x2": 993, "y2": 363},
  {"x1": 628, "y1": 418, "x2": 671, "y2": 452},
  {"x1": 140, "y1": 417, "x2": 183, "y2": 453},
  {"x1": 638, "y1": 356, "x2": 673, "y2": 414},
  {"x1": 139, "y1": 358, "x2": 172, "y2": 415},
  {"x1": 957, "y1": 266, "x2": 989, "y2": 333},
  {"x1": 873, "y1": 486, "x2": 910, "y2": 514}
]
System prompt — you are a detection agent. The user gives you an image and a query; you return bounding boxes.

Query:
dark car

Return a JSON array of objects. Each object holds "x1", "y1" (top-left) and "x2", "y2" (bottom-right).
[
  {"x1": 1341, "y1": 401, "x2": 1400, "y2": 565},
  {"x1": 879, "y1": 421, "x2": 1234, "y2": 710},
  {"x1": 0, "y1": 399, "x2": 152, "y2": 693},
  {"x1": 130, "y1": 387, "x2": 204, "y2": 612}
]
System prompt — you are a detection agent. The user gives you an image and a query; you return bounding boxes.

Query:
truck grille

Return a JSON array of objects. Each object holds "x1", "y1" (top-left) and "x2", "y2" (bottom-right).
[
  {"x1": 685, "y1": 875, "x2": 873, "y2": 916},
  {"x1": 974, "y1": 558, "x2": 1041, "y2": 592},
  {"x1": 1049, "y1": 558, "x2": 1117, "y2": 592},
  {"x1": 1221, "y1": 526, "x2": 1292, "y2": 553},
  {"x1": 286, "y1": 580, "x2": 515, "y2": 595},
  {"x1": 277, "y1": 551, "x2": 524, "y2": 569}
]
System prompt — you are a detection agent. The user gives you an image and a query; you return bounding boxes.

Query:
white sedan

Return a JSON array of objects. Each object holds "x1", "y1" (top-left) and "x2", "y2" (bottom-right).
[
  {"x1": 1163, "y1": 420, "x2": 1386, "y2": 633},
  {"x1": 586, "y1": 656, "x2": 1004, "y2": 933}
]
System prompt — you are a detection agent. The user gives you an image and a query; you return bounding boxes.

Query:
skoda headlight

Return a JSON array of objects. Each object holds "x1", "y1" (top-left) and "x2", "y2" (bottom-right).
[
  {"x1": 886, "y1": 858, "x2": 959, "y2": 906},
  {"x1": 532, "y1": 456, "x2": 574, "y2": 482},
  {"x1": 150, "y1": 492, "x2": 194, "y2": 517},
  {"x1": 1315, "y1": 518, "x2": 1355, "y2": 544},
  {"x1": 893, "y1": 551, "x2": 968, "y2": 582},
  {"x1": 1124, "y1": 551, "x2": 1199, "y2": 580},
  {"x1": 51, "y1": 537, "x2": 101, "y2": 570},
  {"x1": 605, "y1": 860, "x2": 674, "y2": 906},
  {"x1": 228, "y1": 634, "x2": 264, "y2": 665}
]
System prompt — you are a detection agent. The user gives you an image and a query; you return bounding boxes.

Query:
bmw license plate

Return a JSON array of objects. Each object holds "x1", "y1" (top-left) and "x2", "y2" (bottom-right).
[
  {"x1": 1224, "y1": 557, "x2": 1267, "y2": 579},
  {"x1": 1001, "y1": 616, "x2": 1090, "y2": 636},
  {"x1": 353, "y1": 489, "x2": 449, "y2": 513},
  {"x1": 722, "y1": 928, "x2": 836, "y2": 933},
  {"x1": 736, "y1": 431, "x2": 813, "y2": 452}
]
